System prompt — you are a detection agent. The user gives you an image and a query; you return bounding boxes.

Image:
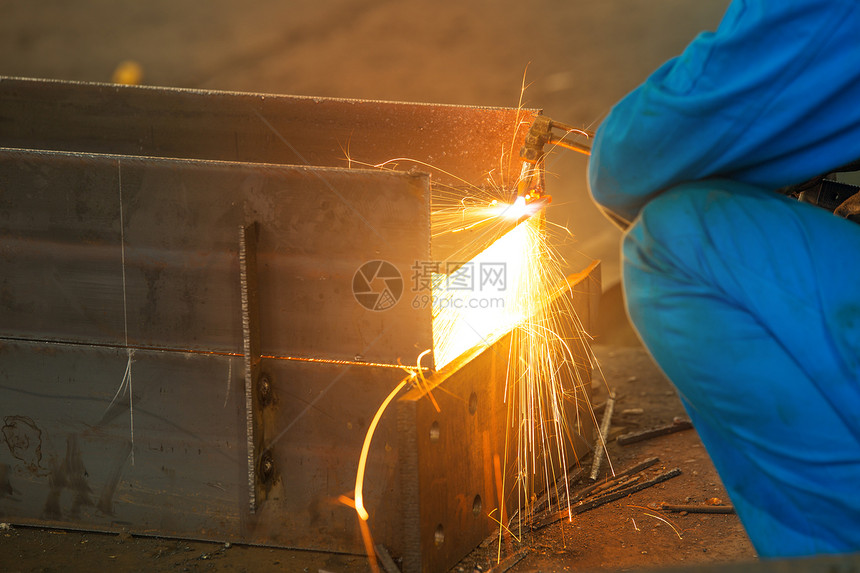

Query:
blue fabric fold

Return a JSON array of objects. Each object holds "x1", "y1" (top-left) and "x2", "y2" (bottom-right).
[{"x1": 588, "y1": 0, "x2": 860, "y2": 556}]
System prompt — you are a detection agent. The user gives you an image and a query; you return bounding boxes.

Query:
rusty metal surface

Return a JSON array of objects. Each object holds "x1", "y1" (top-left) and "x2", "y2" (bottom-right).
[
  {"x1": 0, "y1": 339, "x2": 410, "y2": 554},
  {"x1": 0, "y1": 77, "x2": 538, "y2": 268},
  {"x1": 0, "y1": 76, "x2": 537, "y2": 189},
  {"x1": 396, "y1": 262, "x2": 601, "y2": 573},
  {"x1": 0, "y1": 148, "x2": 431, "y2": 364},
  {"x1": 0, "y1": 146, "x2": 431, "y2": 554},
  {"x1": 0, "y1": 78, "x2": 597, "y2": 571},
  {"x1": 0, "y1": 340, "x2": 246, "y2": 535},
  {"x1": 242, "y1": 358, "x2": 407, "y2": 553}
]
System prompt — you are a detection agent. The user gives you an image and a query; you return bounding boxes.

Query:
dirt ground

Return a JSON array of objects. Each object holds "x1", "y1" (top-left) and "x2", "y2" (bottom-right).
[
  {"x1": 462, "y1": 340, "x2": 757, "y2": 573},
  {"x1": 0, "y1": 2, "x2": 761, "y2": 572}
]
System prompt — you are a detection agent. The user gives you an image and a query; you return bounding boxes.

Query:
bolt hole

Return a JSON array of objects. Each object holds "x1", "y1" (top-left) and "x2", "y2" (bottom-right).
[
  {"x1": 468, "y1": 391, "x2": 478, "y2": 415},
  {"x1": 472, "y1": 495, "x2": 482, "y2": 517},
  {"x1": 429, "y1": 421, "x2": 440, "y2": 443},
  {"x1": 258, "y1": 374, "x2": 273, "y2": 406},
  {"x1": 434, "y1": 524, "x2": 444, "y2": 547},
  {"x1": 259, "y1": 451, "x2": 275, "y2": 483}
]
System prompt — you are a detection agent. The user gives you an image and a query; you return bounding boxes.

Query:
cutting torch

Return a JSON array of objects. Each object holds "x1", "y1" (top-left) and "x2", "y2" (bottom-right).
[{"x1": 516, "y1": 116, "x2": 594, "y2": 204}]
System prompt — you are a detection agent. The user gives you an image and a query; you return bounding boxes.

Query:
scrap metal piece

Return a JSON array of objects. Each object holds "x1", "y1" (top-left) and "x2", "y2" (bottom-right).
[
  {"x1": 529, "y1": 466, "x2": 588, "y2": 517},
  {"x1": 488, "y1": 549, "x2": 528, "y2": 573},
  {"x1": 590, "y1": 391, "x2": 616, "y2": 481},
  {"x1": 660, "y1": 503, "x2": 735, "y2": 514},
  {"x1": 532, "y1": 467, "x2": 683, "y2": 531},
  {"x1": 376, "y1": 544, "x2": 402, "y2": 573},
  {"x1": 572, "y1": 456, "x2": 659, "y2": 504},
  {"x1": 617, "y1": 418, "x2": 693, "y2": 446}
]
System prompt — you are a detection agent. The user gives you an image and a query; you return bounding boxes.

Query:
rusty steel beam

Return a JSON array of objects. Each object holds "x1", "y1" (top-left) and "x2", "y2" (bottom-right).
[
  {"x1": 0, "y1": 76, "x2": 539, "y2": 267},
  {"x1": 0, "y1": 147, "x2": 432, "y2": 555},
  {"x1": 0, "y1": 76, "x2": 536, "y2": 190},
  {"x1": 0, "y1": 149, "x2": 431, "y2": 365}
]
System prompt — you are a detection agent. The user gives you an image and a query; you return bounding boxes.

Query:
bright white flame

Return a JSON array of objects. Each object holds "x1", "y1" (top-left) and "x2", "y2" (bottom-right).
[
  {"x1": 509, "y1": 196, "x2": 528, "y2": 217},
  {"x1": 481, "y1": 197, "x2": 535, "y2": 221},
  {"x1": 431, "y1": 208, "x2": 598, "y2": 521},
  {"x1": 432, "y1": 216, "x2": 540, "y2": 369}
]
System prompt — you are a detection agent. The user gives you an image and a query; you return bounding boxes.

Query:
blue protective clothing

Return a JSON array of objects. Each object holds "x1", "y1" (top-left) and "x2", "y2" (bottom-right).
[
  {"x1": 588, "y1": 0, "x2": 860, "y2": 558},
  {"x1": 590, "y1": 0, "x2": 860, "y2": 224}
]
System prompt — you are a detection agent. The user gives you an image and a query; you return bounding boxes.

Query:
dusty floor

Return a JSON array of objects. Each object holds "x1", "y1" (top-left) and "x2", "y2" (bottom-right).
[
  {"x1": 463, "y1": 342, "x2": 757, "y2": 573},
  {"x1": 0, "y1": 2, "x2": 763, "y2": 571}
]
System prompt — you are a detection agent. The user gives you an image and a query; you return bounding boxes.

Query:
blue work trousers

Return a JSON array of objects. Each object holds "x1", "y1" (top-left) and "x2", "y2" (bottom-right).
[{"x1": 623, "y1": 180, "x2": 860, "y2": 557}]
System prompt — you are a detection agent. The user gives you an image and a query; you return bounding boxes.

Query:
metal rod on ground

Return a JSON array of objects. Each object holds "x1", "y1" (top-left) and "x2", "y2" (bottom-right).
[
  {"x1": 617, "y1": 417, "x2": 693, "y2": 446},
  {"x1": 590, "y1": 392, "x2": 616, "y2": 481},
  {"x1": 572, "y1": 457, "x2": 658, "y2": 504},
  {"x1": 576, "y1": 468, "x2": 682, "y2": 514},
  {"x1": 660, "y1": 503, "x2": 735, "y2": 514},
  {"x1": 488, "y1": 550, "x2": 528, "y2": 573},
  {"x1": 375, "y1": 544, "x2": 402, "y2": 573},
  {"x1": 526, "y1": 466, "x2": 588, "y2": 520},
  {"x1": 532, "y1": 468, "x2": 682, "y2": 531}
]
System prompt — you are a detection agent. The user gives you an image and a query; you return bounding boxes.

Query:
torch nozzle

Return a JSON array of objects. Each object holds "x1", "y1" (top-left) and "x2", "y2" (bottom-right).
[
  {"x1": 516, "y1": 116, "x2": 594, "y2": 201},
  {"x1": 516, "y1": 160, "x2": 538, "y2": 200}
]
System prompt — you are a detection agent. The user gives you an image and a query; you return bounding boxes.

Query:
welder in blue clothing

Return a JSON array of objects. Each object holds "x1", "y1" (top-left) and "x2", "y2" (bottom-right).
[{"x1": 587, "y1": 0, "x2": 860, "y2": 558}]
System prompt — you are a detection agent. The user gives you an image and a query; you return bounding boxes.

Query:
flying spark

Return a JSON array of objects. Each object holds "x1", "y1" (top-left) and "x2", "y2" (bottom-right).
[{"x1": 347, "y1": 99, "x2": 605, "y2": 565}]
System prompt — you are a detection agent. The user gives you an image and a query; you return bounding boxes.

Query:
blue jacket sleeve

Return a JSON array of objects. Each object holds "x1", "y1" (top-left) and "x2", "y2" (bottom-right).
[{"x1": 588, "y1": 0, "x2": 860, "y2": 223}]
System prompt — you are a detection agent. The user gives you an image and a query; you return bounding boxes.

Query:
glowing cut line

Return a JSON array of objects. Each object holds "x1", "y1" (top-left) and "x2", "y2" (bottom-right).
[
  {"x1": 354, "y1": 349, "x2": 431, "y2": 521},
  {"x1": 354, "y1": 376, "x2": 408, "y2": 521},
  {"x1": 432, "y1": 215, "x2": 540, "y2": 369}
]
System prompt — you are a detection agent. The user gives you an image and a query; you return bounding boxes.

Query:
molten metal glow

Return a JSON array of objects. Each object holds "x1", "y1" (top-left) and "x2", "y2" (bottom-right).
[
  {"x1": 353, "y1": 349, "x2": 431, "y2": 521},
  {"x1": 432, "y1": 215, "x2": 539, "y2": 369},
  {"x1": 493, "y1": 196, "x2": 528, "y2": 219},
  {"x1": 349, "y1": 96, "x2": 603, "y2": 556},
  {"x1": 354, "y1": 379, "x2": 410, "y2": 521},
  {"x1": 431, "y1": 197, "x2": 600, "y2": 529},
  {"x1": 463, "y1": 197, "x2": 547, "y2": 225}
]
